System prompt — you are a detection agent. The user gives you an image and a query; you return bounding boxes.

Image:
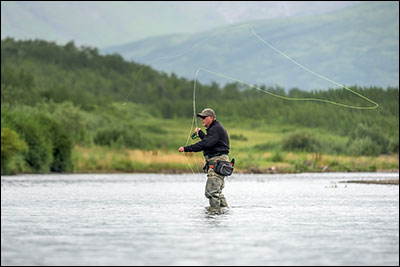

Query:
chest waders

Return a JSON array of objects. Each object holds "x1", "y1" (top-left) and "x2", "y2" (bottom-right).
[{"x1": 204, "y1": 154, "x2": 232, "y2": 208}]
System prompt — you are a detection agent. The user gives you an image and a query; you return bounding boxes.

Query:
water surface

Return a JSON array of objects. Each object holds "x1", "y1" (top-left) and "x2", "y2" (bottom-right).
[{"x1": 1, "y1": 172, "x2": 399, "y2": 266}]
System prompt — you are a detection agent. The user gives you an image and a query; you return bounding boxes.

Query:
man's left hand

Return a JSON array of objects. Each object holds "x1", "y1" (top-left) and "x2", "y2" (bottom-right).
[{"x1": 178, "y1": 147, "x2": 184, "y2": 152}]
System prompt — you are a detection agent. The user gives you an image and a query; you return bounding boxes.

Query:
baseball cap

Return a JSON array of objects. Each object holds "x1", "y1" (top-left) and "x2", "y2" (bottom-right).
[{"x1": 196, "y1": 108, "x2": 216, "y2": 118}]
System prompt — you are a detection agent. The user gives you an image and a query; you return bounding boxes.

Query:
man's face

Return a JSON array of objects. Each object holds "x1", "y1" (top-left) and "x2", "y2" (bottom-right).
[{"x1": 200, "y1": 116, "x2": 214, "y2": 127}]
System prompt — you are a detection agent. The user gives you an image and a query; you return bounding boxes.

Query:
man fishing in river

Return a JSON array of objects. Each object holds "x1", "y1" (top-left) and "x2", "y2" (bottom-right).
[{"x1": 178, "y1": 108, "x2": 233, "y2": 208}]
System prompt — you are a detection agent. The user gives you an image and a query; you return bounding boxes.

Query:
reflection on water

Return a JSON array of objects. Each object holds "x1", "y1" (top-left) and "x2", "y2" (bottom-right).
[{"x1": 1, "y1": 173, "x2": 399, "y2": 266}]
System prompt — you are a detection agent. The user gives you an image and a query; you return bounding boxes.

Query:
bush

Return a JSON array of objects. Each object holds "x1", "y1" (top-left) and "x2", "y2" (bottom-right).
[
  {"x1": 94, "y1": 124, "x2": 149, "y2": 149},
  {"x1": 20, "y1": 121, "x2": 53, "y2": 171},
  {"x1": 388, "y1": 138, "x2": 399, "y2": 154},
  {"x1": 1, "y1": 128, "x2": 28, "y2": 174},
  {"x1": 347, "y1": 137, "x2": 381, "y2": 157},
  {"x1": 269, "y1": 150, "x2": 284, "y2": 162},
  {"x1": 349, "y1": 124, "x2": 389, "y2": 154},
  {"x1": 2, "y1": 105, "x2": 74, "y2": 173},
  {"x1": 231, "y1": 134, "x2": 248, "y2": 141},
  {"x1": 16, "y1": 117, "x2": 53, "y2": 172},
  {"x1": 39, "y1": 101, "x2": 90, "y2": 145},
  {"x1": 39, "y1": 116, "x2": 73, "y2": 172},
  {"x1": 282, "y1": 131, "x2": 321, "y2": 152}
]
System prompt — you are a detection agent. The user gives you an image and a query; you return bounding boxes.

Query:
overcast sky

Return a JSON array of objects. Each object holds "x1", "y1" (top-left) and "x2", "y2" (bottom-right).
[
  {"x1": 1, "y1": 1, "x2": 361, "y2": 47},
  {"x1": 197, "y1": 1, "x2": 360, "y2": 23}
]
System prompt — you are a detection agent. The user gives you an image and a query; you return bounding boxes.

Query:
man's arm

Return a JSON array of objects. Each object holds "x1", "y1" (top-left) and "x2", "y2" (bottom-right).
[
  {"x1": 183, "y1": 127, "x2": 219, "y2": 152},
  {"x1": 198, "y1": 129, "x2": 205, "y2": 139}
]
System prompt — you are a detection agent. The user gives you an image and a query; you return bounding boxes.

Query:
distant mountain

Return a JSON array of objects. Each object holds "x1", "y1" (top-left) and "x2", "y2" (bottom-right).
[
  {"x1": 1, "y1": 1, "x2": 358, "y2": 48},
  {"x1": 103, "y1": 1, "x2": 399, "y2": 91},
  {"x1": 1, "y1": 1, "x2": 227, "y2": 48}
]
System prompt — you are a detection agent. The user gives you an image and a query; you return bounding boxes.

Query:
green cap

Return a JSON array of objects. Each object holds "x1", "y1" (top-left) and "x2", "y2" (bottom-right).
[{"x1": 196, "y1": 108, "x2": 216, "y2": 118}]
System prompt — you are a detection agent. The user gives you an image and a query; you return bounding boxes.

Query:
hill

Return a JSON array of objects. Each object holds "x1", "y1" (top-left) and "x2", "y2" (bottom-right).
[
  {"x1": 0, "y1": 1, "x2": 226, "y2": 48},
  {"x1": 1, "y1": 2, "x2": 358, "y2": 49},
  {"x1": 102, "y1": 1, "x2": 399, "y2": 91}
]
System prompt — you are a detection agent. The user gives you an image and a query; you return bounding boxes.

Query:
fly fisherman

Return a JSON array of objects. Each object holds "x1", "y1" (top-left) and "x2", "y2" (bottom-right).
[{"x1": 179, "y1": 108, "x2": 232, "y2": 208}]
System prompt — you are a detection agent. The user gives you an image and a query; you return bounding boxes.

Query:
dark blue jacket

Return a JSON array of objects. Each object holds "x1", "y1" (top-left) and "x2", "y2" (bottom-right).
[{"x1": 184, "y1": 120, "x2": 229, "y2": 157}]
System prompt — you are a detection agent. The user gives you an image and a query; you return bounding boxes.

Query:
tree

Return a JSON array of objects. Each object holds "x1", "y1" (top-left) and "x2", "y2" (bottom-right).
[{"x1": 1, "y1": 128, "x2": 28, "y2": 174}]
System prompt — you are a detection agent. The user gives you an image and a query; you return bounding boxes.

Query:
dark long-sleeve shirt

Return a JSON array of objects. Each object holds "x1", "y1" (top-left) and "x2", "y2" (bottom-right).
[{"x1": 184, "y1": 120, "x2": 229, "y2": 157}]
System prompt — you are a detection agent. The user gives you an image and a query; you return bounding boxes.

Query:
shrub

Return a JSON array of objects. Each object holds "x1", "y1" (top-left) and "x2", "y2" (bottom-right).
[
  {"x1": 347, "y1": 137, "x2": 381, "y2": 157},
  {"x1": 269, "y1": 150, "x2": 284, "y2": 162},
  {"x1": 40, "y1": 101, "x2": 90, "y2": 145},
  {"x1": 1, "y1": 128, "x2": 28, "y2": 174},
  {"x1": 21, "y1": 122, "x2": 53, "y2": 171},
  {"x1": 94, "y1": 128, "x2": 124, "y2": 147},
  {"x1": 41, "y1": 117, "x2": 73, "y2": 173},
  {"x1": 349, "y1": 123, "x2": 389, "y2": 154},
  {"x1": 282, "y1": 131, "x2": 321, "y2": 152},
  {"x1": 3, "y1": 105, "x2": 74, "y2": 173},
  {"x1": 388, "y1": 138, "x2": 399, "y2": 154},
  {"x1": 94, "y1": 124, "x2": 149, "y2": 149},
  {"x1": 231, "y1": 134, "x2": 248, "y2": 141}
]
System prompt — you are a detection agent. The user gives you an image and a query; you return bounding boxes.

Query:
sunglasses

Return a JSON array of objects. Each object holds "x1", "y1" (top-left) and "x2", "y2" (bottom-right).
[{"x1": 200, "y1": 116, "x2": 208, "y2": 120}]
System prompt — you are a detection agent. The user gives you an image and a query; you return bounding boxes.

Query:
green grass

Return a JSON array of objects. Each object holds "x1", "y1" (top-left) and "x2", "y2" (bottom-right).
[{"x1": 71, "y1": 117, "x2": 399, "y2": 174}]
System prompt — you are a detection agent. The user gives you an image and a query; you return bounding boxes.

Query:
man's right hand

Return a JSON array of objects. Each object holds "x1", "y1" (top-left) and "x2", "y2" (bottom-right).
[
  {"x1": 178, "y1": 147, "x2": 185, "y2": 152},
  {"x1": 194, "y1": 127, "x2": 201, "y2": 134}
]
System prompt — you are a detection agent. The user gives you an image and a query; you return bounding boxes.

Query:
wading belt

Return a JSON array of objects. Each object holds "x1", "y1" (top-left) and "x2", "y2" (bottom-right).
[{"x1": 203, "y1": 156, "x2": 234, "y2": 176}]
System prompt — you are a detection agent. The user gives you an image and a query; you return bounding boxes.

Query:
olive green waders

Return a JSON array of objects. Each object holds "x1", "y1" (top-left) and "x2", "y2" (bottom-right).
[{"x1": 205, "y1": 154, "x2": 229, "y2": 208}]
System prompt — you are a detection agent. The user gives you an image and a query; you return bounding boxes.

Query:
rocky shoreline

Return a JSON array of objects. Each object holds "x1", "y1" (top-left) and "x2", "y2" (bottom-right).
[{"x1": 339, "y1": 179, "x2": 399, "y2": 185}]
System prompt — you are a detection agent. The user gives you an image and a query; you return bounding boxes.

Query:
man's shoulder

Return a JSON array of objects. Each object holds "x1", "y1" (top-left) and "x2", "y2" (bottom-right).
[
  {"x1": 215, "y1": 120, "x2": 225, "y2": 127},
  {"x1": 210, "y1": 120, "x2": 221, "y2": 128},
  {"x1": 214, "y1": 121, "x2": 228, "y2": 132},
  {"x1": 208, "y1": 120, "x2": 226, "y2": 131}
]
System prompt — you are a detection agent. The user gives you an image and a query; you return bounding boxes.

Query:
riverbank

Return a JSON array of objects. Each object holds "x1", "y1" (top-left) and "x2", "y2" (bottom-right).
[
  {"x1": 340, "y1": 179, "x2": 399, "y2": 185},
  {"x1": 72, "y1": 146, "x2": 399, "y2": 174}
]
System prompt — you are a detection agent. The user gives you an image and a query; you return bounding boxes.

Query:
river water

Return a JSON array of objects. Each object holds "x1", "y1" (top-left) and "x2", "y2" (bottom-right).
[{"x1": 1, "y1": 172, "x2": 399, "y2": 266}]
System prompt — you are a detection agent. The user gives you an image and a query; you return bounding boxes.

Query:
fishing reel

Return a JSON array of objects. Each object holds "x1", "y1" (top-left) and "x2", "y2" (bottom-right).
[{"x1": 191, "y1": 132, "x2": 198, "y2": 139}]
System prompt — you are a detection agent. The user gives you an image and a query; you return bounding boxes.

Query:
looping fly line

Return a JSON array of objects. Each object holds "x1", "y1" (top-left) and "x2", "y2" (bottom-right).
[{"x1": 126, "y1": 24, "x2": 379, "y2": 111}]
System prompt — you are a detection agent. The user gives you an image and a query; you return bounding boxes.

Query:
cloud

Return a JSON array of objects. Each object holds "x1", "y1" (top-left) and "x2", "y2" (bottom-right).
[{"x1": 209, "y1": 1, "x2": 359, "y2": 23}]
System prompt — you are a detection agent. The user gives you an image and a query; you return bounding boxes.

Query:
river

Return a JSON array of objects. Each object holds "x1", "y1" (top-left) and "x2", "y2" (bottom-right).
[{"x1": 1, "y1": 172, "x2": 399, "y2": 266}]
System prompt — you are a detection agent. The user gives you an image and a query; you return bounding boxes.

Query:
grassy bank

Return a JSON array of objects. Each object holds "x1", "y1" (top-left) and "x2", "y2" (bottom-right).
[
  {"x1": 3, "y1": 110, "x2": 398, "y2": 175},
  {"x1": 72, "y1": 145, "x2": 399, "y2": 174},
  {"x1": 70, "y1": 117, "x2": 399, "y2": 174}
]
